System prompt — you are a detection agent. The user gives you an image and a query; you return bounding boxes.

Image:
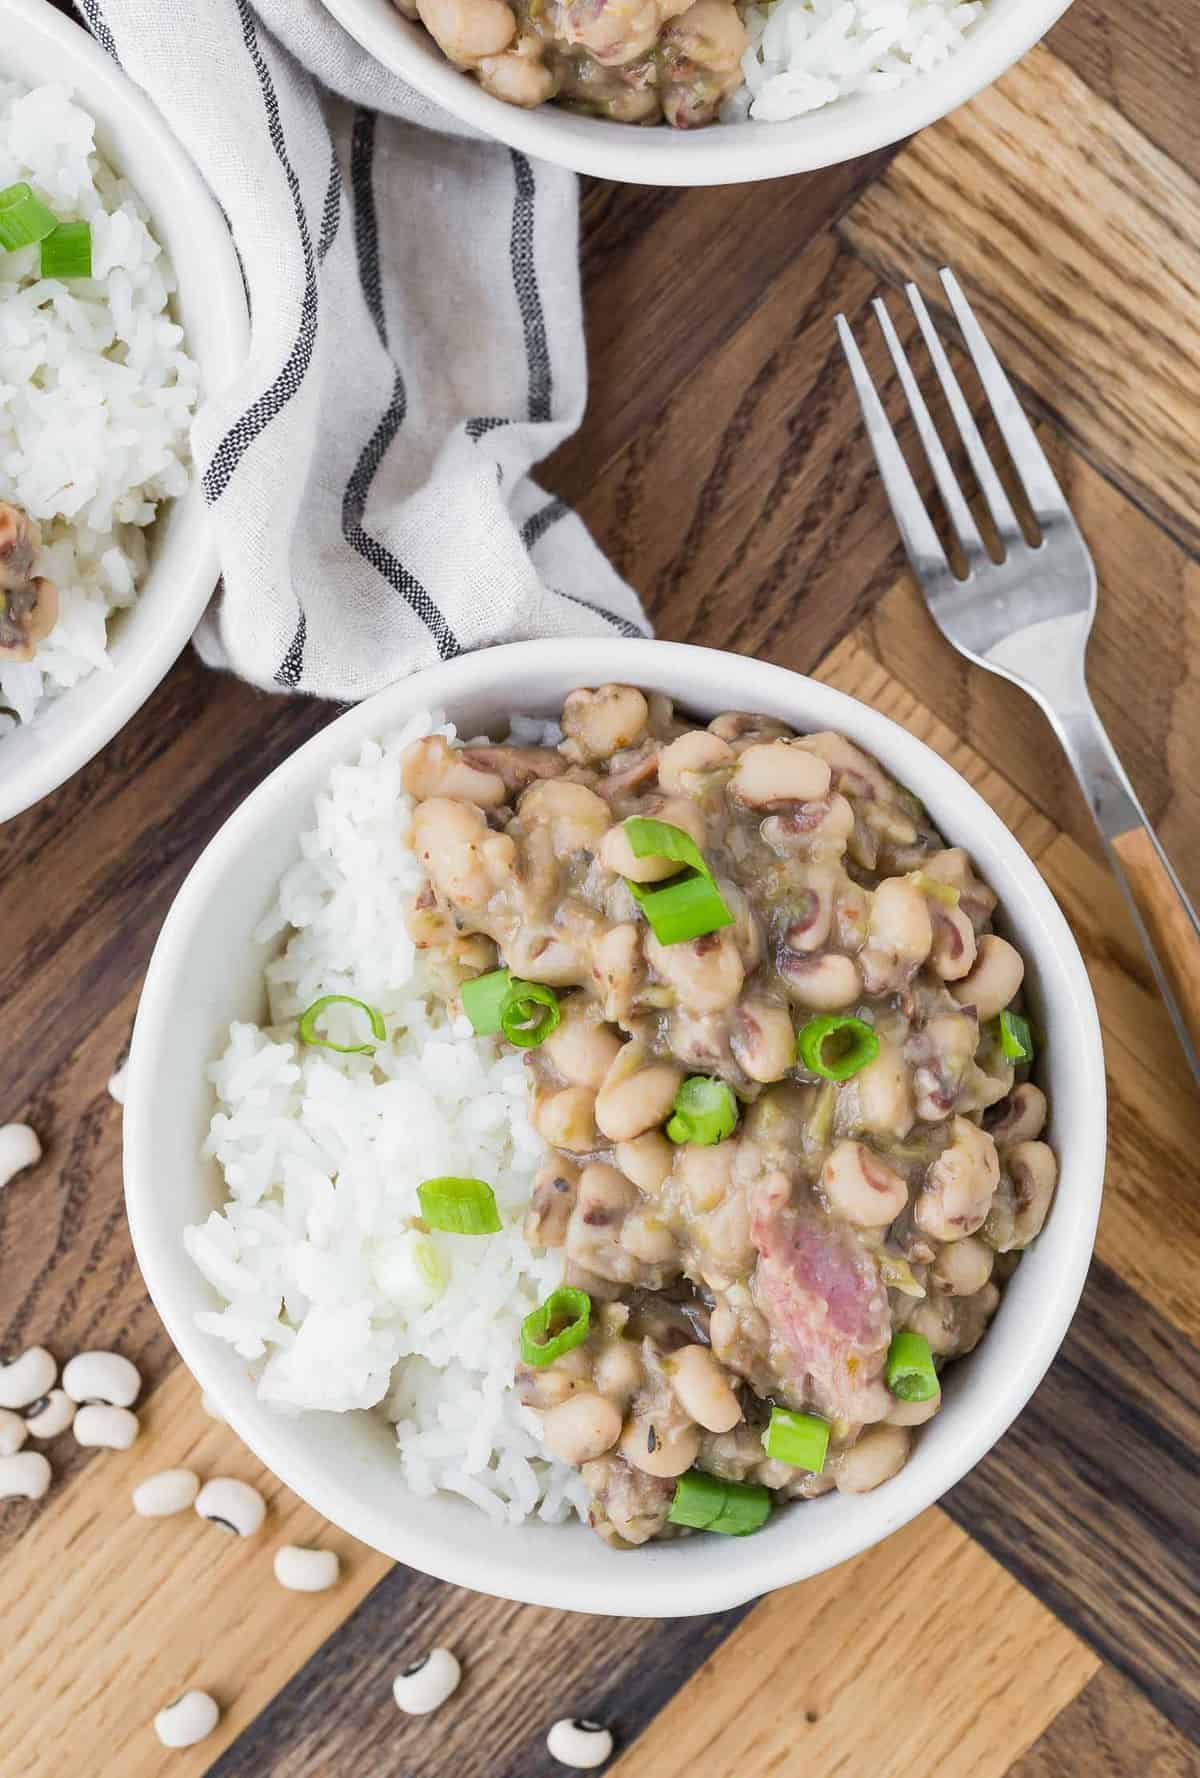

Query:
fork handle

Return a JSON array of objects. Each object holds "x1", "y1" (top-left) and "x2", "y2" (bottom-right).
[{"x1": 1053, "y1": 698, "x2": 1200, "y2": 1085}]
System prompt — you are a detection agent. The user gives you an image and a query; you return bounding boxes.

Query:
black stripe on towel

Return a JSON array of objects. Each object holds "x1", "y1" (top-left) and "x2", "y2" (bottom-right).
[
  {"x1": 316, "y1": 138, "x2": 343, "y2": 265},
  {"x1": 556, "y1": 586, "x2": 649, "y2": 640},
  {"x1": 200, "y1": 0, "x2": 320, "y2": 509},
  {"x1": 77, "y1": 0, "x2": 120, "y2": 62},
  {"x1": 509, "y1": 151, "x2": 552, "y2": 423},
  {"x1": 274, "y1": 611, "x2": 307, "y2": 689},
  {"x1": 520, "y1": 496, "x2": 569, "y2": 552},
  {"x1": 343, "y1": 109, "x2": 459, "y2": 660}
]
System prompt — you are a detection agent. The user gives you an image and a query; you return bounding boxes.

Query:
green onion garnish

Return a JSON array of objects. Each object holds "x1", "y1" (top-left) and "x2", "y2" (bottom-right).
[
  {"x1": 41, "y1": 220, "x2": 91, "y2": 279},
  {"x1": 795, "y1": 1014, "x2": 880, "y2": 1082},
  {"x1": 520, "y1": 1286, "x2": 591, "y2": 1367},
  {"x1": 298, "y1": 994, "x2": 386, "y2": 1054},
  {"x1": 628, "y1": 872, "x2": 735, "y2": 946},
  {"x1": 997, "y1": 1008, "x2": 1034, "y2": 1063},
  {"x1": 0, "y1": 182, "x2": 58, "y2": 251},
  {"x1": 762, "y1": 1407, "x2": 830, "y2": 1472},
  {"x1": 462, "y1": 968, "x2": 511, "y2": 1034},
  {"x1": 461, "y1": 968, "x2": 560, "y2": 1047},
  {"x1": 417, "y1": 1176, "x2": 502, "y2": 1235},
  {"x1": 666, "y1": 1075, "x2": 738, "y2": 1146},
  {"x1": 668, "y1": 1469, "x2": 771, "y2": 1536},
  {"x1": 886, "y1": 1329, "x2": 939, "y2": 1402},
  {"x1": 622, "y1": 816, "x2": 733, "y2": 946},
  {"x1": 500, "y1": 980, "x2": 561, "y2": 1049},
  {"x1": 623, "y1": 816, "x2": 710, "y2": 879}
]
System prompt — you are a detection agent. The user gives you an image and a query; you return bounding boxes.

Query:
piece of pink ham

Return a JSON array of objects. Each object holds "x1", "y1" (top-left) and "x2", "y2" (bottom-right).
[{"x1": 751, "y1": 1189, "x2": 892, "y2": 1424}]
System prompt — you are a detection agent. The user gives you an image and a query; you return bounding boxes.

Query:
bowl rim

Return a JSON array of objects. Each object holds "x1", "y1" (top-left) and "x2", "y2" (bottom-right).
[
  {"x1": 0, "y1": 0, "x2": 249, "y2": 824},
  {"x1": 125, "y1": 637, "x2": 1106, "y2": 1616},
  {"x1": 320, "y1": 0, "x2": 1074, "y2": 186}
]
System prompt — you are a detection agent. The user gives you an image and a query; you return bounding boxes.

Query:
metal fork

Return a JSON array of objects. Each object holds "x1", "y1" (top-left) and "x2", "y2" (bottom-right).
[{"x1": 836, "y1": 268, "x2": 1200, "y2": 1086}]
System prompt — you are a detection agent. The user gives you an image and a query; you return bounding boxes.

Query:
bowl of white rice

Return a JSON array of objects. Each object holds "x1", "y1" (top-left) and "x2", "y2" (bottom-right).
[
  {"x1": 124, "y1": 637, "x2": 1104, "y2": 1617},
  {"x1": 0, "y1": 0, "x2": 247, "y2": 823},
  {"x1": 321, "y1": 0, "x2": 1073, "y2": 184}
]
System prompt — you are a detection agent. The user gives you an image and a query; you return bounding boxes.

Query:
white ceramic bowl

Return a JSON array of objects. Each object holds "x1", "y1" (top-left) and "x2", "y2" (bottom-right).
[
  {"x1": 323, "y1": 0, "x2": 1072, "y2": 185},
  {"x1": 125, "y1": 638, "x2": 1105, "y2": 1617},
  {"x1": 0, "y1": 0, "x2": 248, "y2": 824}
]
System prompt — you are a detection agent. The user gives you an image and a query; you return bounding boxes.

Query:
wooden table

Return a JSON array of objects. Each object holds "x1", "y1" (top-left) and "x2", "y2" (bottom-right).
[{"x1": 4, "y1": 4, "x2": 1199, "y2": 1775}]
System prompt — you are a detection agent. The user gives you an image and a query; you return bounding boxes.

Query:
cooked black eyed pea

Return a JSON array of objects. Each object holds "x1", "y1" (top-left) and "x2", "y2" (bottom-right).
[
  {"x1": 595, "y1": 1059, "x2": 683, "y2": 1143},
  {"x1": 994, "y1": 1141, "x2": 1058, "y2": 1251},
  {"x1": 913, "y1": 1117, "x2": 1001, "y2": 1242},
  {"x1": 834, "y1": 1425, "x2": 912, "y2": 1493},
  {"x1": 561, "y1": 684, "x2": 650, "y2": 764},
  {"x1": 859, "y1": 878, "x2": 933, "y2": 994},
  {"x1": 929, "y1": 1235, "x2": 994, "y2": 1296},
  {"x1": 985, "y1": 1082, "x2": 1048, "y2": 1147},
  {"x1": 779, "y1": 951, "x2": 862, "y2": 1011},
  {"x1": 541, "y1": 1393, "x2": 623, "y2": 1464},
  {"x1": 533, "y1": 1086, "x2": 598, "y2": 1153},
  {"x1": 729, "y1": 998, "x2": 796, "y2": 1083},
  {"x1": 728, "y1": 741, "x2": 832, "y2": 809},
  {"x1": 619, "y1": 1413, "x2": 700, "y2": 1478},
  {"x1": 666, "y1": 1345, "x2": 742, "y2": 1434},
  {"x1": 929, "y1": 904, "x2": 978, "y2": 980},
  {"x1": 821, "y1": 1140, "x2": 909, "y2": 1228},
  {"x1": 950, "y1": 934, "x2": 1025, "y2": 1022},
  {"x1": 657, "y1": 730, "x2": 734, "y2": 794}
]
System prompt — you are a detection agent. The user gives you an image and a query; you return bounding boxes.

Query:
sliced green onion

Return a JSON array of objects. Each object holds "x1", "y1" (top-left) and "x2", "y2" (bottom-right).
[
  {"x1": 762, "y1": 1407, "x2": 830, "y2": 1472},
  {"x1": 908, "y1": 869, "x2": 960, "y2": 907},
  {"x1": 623, "y1": 816, "x2": 711, "y2": 879},
  {"x1": 666, "y1": 1075, "x2": 738, "y2": 1146},
  {"x1": 628, "y1": 873, "x2": 734, "y2": 946},
  {"x1": 668, "y1": 1469, "x2": 771, "y2": 1536},
  {"x1": 622, "y1": 816, "x2": 733, "y2": 946},
  {"x1": 417, "y1": 1176, "x2": 502, "y2": 1235},
  {"x1": 886, "y1": 1329, "x2": 939, "y2": 1402},
  {"x1": 997, "y1": 1008, "x2": 1034, "y2": 1063},
  {"x1": 41, "y1": 220, "x2": 91, "y2": 279},
  {"x1": 795, "y1": 1014, "x2": 880, "y2": 1082},
  {"x1": 462, "y1": 968, "x2": 511, "y2": 1035},
  {"x1": 500, "y1": 979, "x2": 561, "y2": 1049},
  {"x1": 298, "y1": 993, "x2": 386, "y2": 1054},
  {"x1": 0, "y1": 182, "x2": 57, "y2": 251},
  {"x1": 520, "y1": 1286, "x2": 591, "y2": 1367}
]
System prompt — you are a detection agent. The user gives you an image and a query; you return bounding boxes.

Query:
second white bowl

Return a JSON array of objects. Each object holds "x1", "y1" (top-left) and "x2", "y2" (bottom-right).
[{"x1": 0, "y1": 0, "x2": 248, "y2": 823}]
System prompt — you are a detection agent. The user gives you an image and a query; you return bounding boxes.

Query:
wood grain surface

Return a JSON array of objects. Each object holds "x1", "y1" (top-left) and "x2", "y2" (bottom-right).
[{"x1": 4, "y1": 3, "x2": 1200, "y2": 1777}]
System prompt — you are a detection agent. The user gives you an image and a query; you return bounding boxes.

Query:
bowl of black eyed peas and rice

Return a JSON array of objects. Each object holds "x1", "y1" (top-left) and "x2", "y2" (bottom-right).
[{"x1": 124, "y1": 638, "x2": 1105, "y2": 1617}]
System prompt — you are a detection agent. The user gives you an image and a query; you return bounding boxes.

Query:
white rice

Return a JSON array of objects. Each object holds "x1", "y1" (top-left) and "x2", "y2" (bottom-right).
[
  {"x1": 0, "y1": 82, "x2": 198, "y2": 725},
  {"x1": 728, "y1": 0, "x2": 987, "y2": 124},
  {"x1": 187, "y1": 709, "x2": 591, "y2": 1526}
]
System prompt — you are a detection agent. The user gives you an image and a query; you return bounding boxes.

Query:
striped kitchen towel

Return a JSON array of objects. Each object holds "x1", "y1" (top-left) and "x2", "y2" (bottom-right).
[{"x1": 83, "y1": 0, "x2": 649, "y2": 699}]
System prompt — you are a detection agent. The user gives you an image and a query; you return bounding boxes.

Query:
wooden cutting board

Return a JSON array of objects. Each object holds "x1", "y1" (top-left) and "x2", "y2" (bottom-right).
[{"x1": 3, "y1": 6, "x2": 1199, "y2": 1776}]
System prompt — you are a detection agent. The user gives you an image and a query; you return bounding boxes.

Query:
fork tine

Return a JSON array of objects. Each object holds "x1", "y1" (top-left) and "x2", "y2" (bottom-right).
[
  {"x1": 904, "y1": 281, "x2": 1023, "y2": 547},
  {"x1": 834, "y1": 313, "x2": 950, "y2": 583},
  {"x1": 938, "y1": 268, "x2": 1070, "y2": 524},
  {"x1": 870, "y1": 295, "x2": 987, "y2": 563}
]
